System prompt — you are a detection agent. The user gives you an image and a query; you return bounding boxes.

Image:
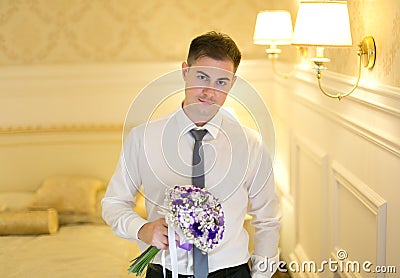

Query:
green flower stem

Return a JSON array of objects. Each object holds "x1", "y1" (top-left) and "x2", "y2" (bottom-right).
[{"x1": 128, "y1": 246, "x2": 160, "y2": 276}]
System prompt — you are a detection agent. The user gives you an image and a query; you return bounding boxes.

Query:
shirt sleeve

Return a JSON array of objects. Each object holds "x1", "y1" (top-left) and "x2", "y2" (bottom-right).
[
  {"x1": 247, "y1": 139, "x2": 281, "y2": 277},
  {"x1": 101, "y1": 128, "x2": 148, "y2": 241}
]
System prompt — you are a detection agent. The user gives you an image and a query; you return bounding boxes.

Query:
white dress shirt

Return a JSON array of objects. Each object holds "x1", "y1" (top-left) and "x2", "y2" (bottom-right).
[{"x1": 102, "y1": 107, "x2": 281, "y2": 277}]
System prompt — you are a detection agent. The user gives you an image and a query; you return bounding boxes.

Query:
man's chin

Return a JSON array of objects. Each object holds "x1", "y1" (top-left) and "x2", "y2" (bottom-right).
[
  {"x1": 199, "y1": 104, "x2": 220, "y2": 115},
  {"x1": 191, "y1": 109, "x2": 219, "y2": 125},
  {"x1": 184, "y1": 103, "x2": 221, "y2": 123}
]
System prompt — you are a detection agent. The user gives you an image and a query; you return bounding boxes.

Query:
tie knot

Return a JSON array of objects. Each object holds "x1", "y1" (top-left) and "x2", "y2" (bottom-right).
[{"x1": 190, "y1": 129, "x2": 207, "y2": 141}]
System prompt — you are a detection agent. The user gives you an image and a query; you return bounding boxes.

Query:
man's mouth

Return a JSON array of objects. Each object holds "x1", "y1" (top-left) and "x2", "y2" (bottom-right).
[{"x1": 198, "y1": 98, "x2": 213, "y2": 105}]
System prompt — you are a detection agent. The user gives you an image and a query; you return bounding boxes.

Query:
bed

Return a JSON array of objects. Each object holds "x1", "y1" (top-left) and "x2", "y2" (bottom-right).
[
  {"x1": 0, "y1": 176, "x2": 256, "y2": 278},
  {"x1": 0, "y1": 176, "x2": 143, "y2": 278}
]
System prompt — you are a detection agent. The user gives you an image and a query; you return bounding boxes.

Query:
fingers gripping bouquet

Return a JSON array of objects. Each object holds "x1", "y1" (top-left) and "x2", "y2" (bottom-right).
[{"x1": 128, "y1": 185, "x2": 225, "y2": 276}]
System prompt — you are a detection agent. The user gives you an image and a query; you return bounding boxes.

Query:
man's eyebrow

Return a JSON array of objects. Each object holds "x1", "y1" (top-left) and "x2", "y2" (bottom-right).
[
  {"x1": 216, "y1": 77, "x2": 231, "y2": 81},
  {"x1": 196, "y1": 70, "x2": 210, "y2": 78}
]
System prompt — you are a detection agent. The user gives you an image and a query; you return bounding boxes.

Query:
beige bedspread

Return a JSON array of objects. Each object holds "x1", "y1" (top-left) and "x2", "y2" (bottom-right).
[{"x1": 0, "y1": 224, "x2": 140, "y2": 278}]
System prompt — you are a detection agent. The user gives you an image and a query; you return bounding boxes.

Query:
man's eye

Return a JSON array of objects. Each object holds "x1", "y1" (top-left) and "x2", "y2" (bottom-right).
[
  {"x1": 216, "y1": 80, "x2": 227, "y2": 86},
  {"x1": 197, "y1": 74, "x2": 208, "y2": 81}
]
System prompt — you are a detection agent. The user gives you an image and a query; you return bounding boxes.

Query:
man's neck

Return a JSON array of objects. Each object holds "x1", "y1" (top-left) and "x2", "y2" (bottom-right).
[{"x1": 182, "y1": 107, "x2": 216, "y2": 127}]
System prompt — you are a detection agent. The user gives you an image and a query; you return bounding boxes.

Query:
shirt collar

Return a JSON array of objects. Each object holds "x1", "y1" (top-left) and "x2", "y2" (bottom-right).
[{"x1": 176, "y1": 107, "x2": 222, "y2": 140}]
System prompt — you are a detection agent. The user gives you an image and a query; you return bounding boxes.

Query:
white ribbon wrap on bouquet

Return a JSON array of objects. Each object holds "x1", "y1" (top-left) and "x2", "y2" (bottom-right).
[
  {"x1": 159, "y1": 210, "x2": 193, "y2": 278},
  {"x1": 161, "y1": 224, "x2": 188, "y2": 278}
]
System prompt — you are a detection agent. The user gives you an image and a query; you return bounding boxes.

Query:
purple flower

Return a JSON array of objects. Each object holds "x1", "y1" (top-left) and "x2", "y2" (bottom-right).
[
  {"x1": 172, "y1": 199, "x2": 184, "y2": 206},
  {"x1": 218, "y1": 216, "x2": 225, "y2": 226},
  {"x1": 181, "y1": 192, "x2": 190, "y2": 198},
  {"x1": 192, "y1": 222, "x2": 203, "y2": 237},
  {"x1": 208, "y1": 228, "x2": 217, "y2": 240}
]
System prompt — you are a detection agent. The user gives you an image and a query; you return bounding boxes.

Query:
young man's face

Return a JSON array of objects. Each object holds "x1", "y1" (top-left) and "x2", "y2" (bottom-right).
[{"x1": 181, "y1": 56, "x2": 236, "y2": 126}]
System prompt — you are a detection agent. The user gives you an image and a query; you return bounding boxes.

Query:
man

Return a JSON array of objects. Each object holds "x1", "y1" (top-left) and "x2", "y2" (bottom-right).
[{"x1": 102, "y1": 31, "x2": 281, "y2": 277}]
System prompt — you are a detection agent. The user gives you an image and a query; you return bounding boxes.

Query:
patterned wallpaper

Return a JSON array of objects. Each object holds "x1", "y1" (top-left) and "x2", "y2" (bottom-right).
[
  {"x1": 0, "y1": 0, "x2": 399, "y2": 87},
  {"x1": 0, "y1": 0, "x2": 268, "y2": 63},
  {"x1": 323, "y1": 0, "x2": 400, "y2": 88}
]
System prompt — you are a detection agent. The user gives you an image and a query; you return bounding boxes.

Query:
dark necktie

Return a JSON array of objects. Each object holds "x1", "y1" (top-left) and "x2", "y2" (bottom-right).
[{"x1": 189, "y1": 129, "x2": 208, "y2": 278}]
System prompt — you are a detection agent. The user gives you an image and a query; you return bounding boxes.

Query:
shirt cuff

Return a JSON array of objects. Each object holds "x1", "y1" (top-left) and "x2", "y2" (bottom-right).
[
  {"x1": 128, "y1": 217, "x2": 148, "y2": 241},
  {"x1": 250, "y1": 252, "x2": 280, "y2": 278}
]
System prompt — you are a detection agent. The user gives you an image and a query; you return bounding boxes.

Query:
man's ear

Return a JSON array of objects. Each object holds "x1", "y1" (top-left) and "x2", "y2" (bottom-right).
[{"x1": 181, "y1": 62, "x2": 189, "y2": 81}]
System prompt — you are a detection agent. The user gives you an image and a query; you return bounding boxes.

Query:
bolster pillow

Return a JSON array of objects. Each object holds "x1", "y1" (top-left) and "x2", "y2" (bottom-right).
[{"x1": 0, "y1": 208, "x2": 59, "y2": 235}]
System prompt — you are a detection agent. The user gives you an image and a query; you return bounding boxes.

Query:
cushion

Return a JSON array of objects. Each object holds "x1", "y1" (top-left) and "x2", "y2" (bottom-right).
[
  {"x1": 58, "y1": 213, "x2": 103, "y2": 225},
  {"x1": 95, "y1": 188, "x2": 106, "y2": 221},
  {"x1": 0, "y1": 192, "x2": 34, "y2": 212},
  {"x1": 0, "y1": 208, "x2": 59, "y2": 235},
  {"x1": 58, "y1": 188, "x2": 106, "y2": 225},
  {"x1": 30, "y1": 176, "x2": 104, "y2": 215}
]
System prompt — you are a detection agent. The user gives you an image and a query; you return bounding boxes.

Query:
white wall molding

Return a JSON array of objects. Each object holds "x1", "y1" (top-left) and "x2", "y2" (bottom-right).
[
  {"x1": 1, "y1": 60, "x2": 397, "y2": 106},
  {"x1": 294, "y1": 93, "x2": 399, "y2": 157},
  {"x1": 264, "y1": 61, "x2": 397, "y2": 276},
  {"x1": 294, "y1": 68, "x2": 400, "y2": 117},
  {"x1": 331, "y1": 161, "x2": 387, "y2": 278},
  {"x1": 291, "y1": 133, "x2": 329, "y2": 199},
  {"x1": 276, "y1": 67, "x2": 400, "y2": 158},
  {"x1": 0, "y1": 60, "x2": 274, "y2": 96},
  {"x1": 0, "y1": 123, "x2": 122, "y2": 134},
  {"x1": 0, "y1": 62, "x2": 181, "y2": 96},
  {"x1": 291, "y1": 133, "x2": 329, "y2": 267},
  {"x1": 0, "y1": 123, "x2": 123, "y2": 146},
  {"x1": 289, "y1": 244, "x2": 319, "y2": 278},
  {"x1": 243, "y1": 60, "x2": 400, "y2": 157}
]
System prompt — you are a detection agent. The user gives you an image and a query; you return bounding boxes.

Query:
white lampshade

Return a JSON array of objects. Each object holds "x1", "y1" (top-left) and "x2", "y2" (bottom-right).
[
  {"x1": 292, "y1": 1, "x2": 352, "y2": 47},
  {"x1": 253, "y1": 10, "x2": 293, "y2": 45}
]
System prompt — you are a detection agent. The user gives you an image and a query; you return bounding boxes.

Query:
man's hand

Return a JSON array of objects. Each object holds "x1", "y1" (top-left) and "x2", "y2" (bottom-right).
[{"x1": 138, "y1": 218, "x2": 169, "y2": 250}]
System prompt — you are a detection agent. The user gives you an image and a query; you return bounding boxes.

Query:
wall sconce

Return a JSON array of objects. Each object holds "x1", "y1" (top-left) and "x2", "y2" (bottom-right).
[
  {"x1": 253, "y1": 10, "x2": 294, "y2": 78},
  {"x1": 292, "y1": 0, "x2": 376, "y2": 100}
]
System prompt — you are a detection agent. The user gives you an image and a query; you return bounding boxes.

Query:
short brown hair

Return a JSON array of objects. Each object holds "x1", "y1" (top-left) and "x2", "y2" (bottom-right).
[{"x1": 187, "y1": 31, "x2": 241, "y2": 72}]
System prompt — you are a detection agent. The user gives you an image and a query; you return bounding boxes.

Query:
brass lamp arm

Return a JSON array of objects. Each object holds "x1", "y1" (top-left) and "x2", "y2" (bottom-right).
[
  {"x1": 316, "y1": 50, "x2": 362, "y2": 100},
  {"x1": 312, "y1": 36, "x2": 376, "y2": 101}
]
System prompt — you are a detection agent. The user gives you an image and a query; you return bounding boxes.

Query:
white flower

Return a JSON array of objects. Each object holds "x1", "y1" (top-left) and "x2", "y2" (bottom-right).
[{"x1": 179, "y1": 212, "x2": 194, "y2": 228}]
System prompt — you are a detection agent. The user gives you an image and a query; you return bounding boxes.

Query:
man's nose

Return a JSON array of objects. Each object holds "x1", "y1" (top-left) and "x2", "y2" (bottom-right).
[{"x1": 203, "y1": 86, "x2": 215, "y2": 97}]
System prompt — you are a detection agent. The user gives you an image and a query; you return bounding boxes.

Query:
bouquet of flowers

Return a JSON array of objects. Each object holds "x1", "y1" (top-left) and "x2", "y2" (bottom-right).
[{"x1": 128, "y1": 185, "x2": 225, "y2": 276}]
